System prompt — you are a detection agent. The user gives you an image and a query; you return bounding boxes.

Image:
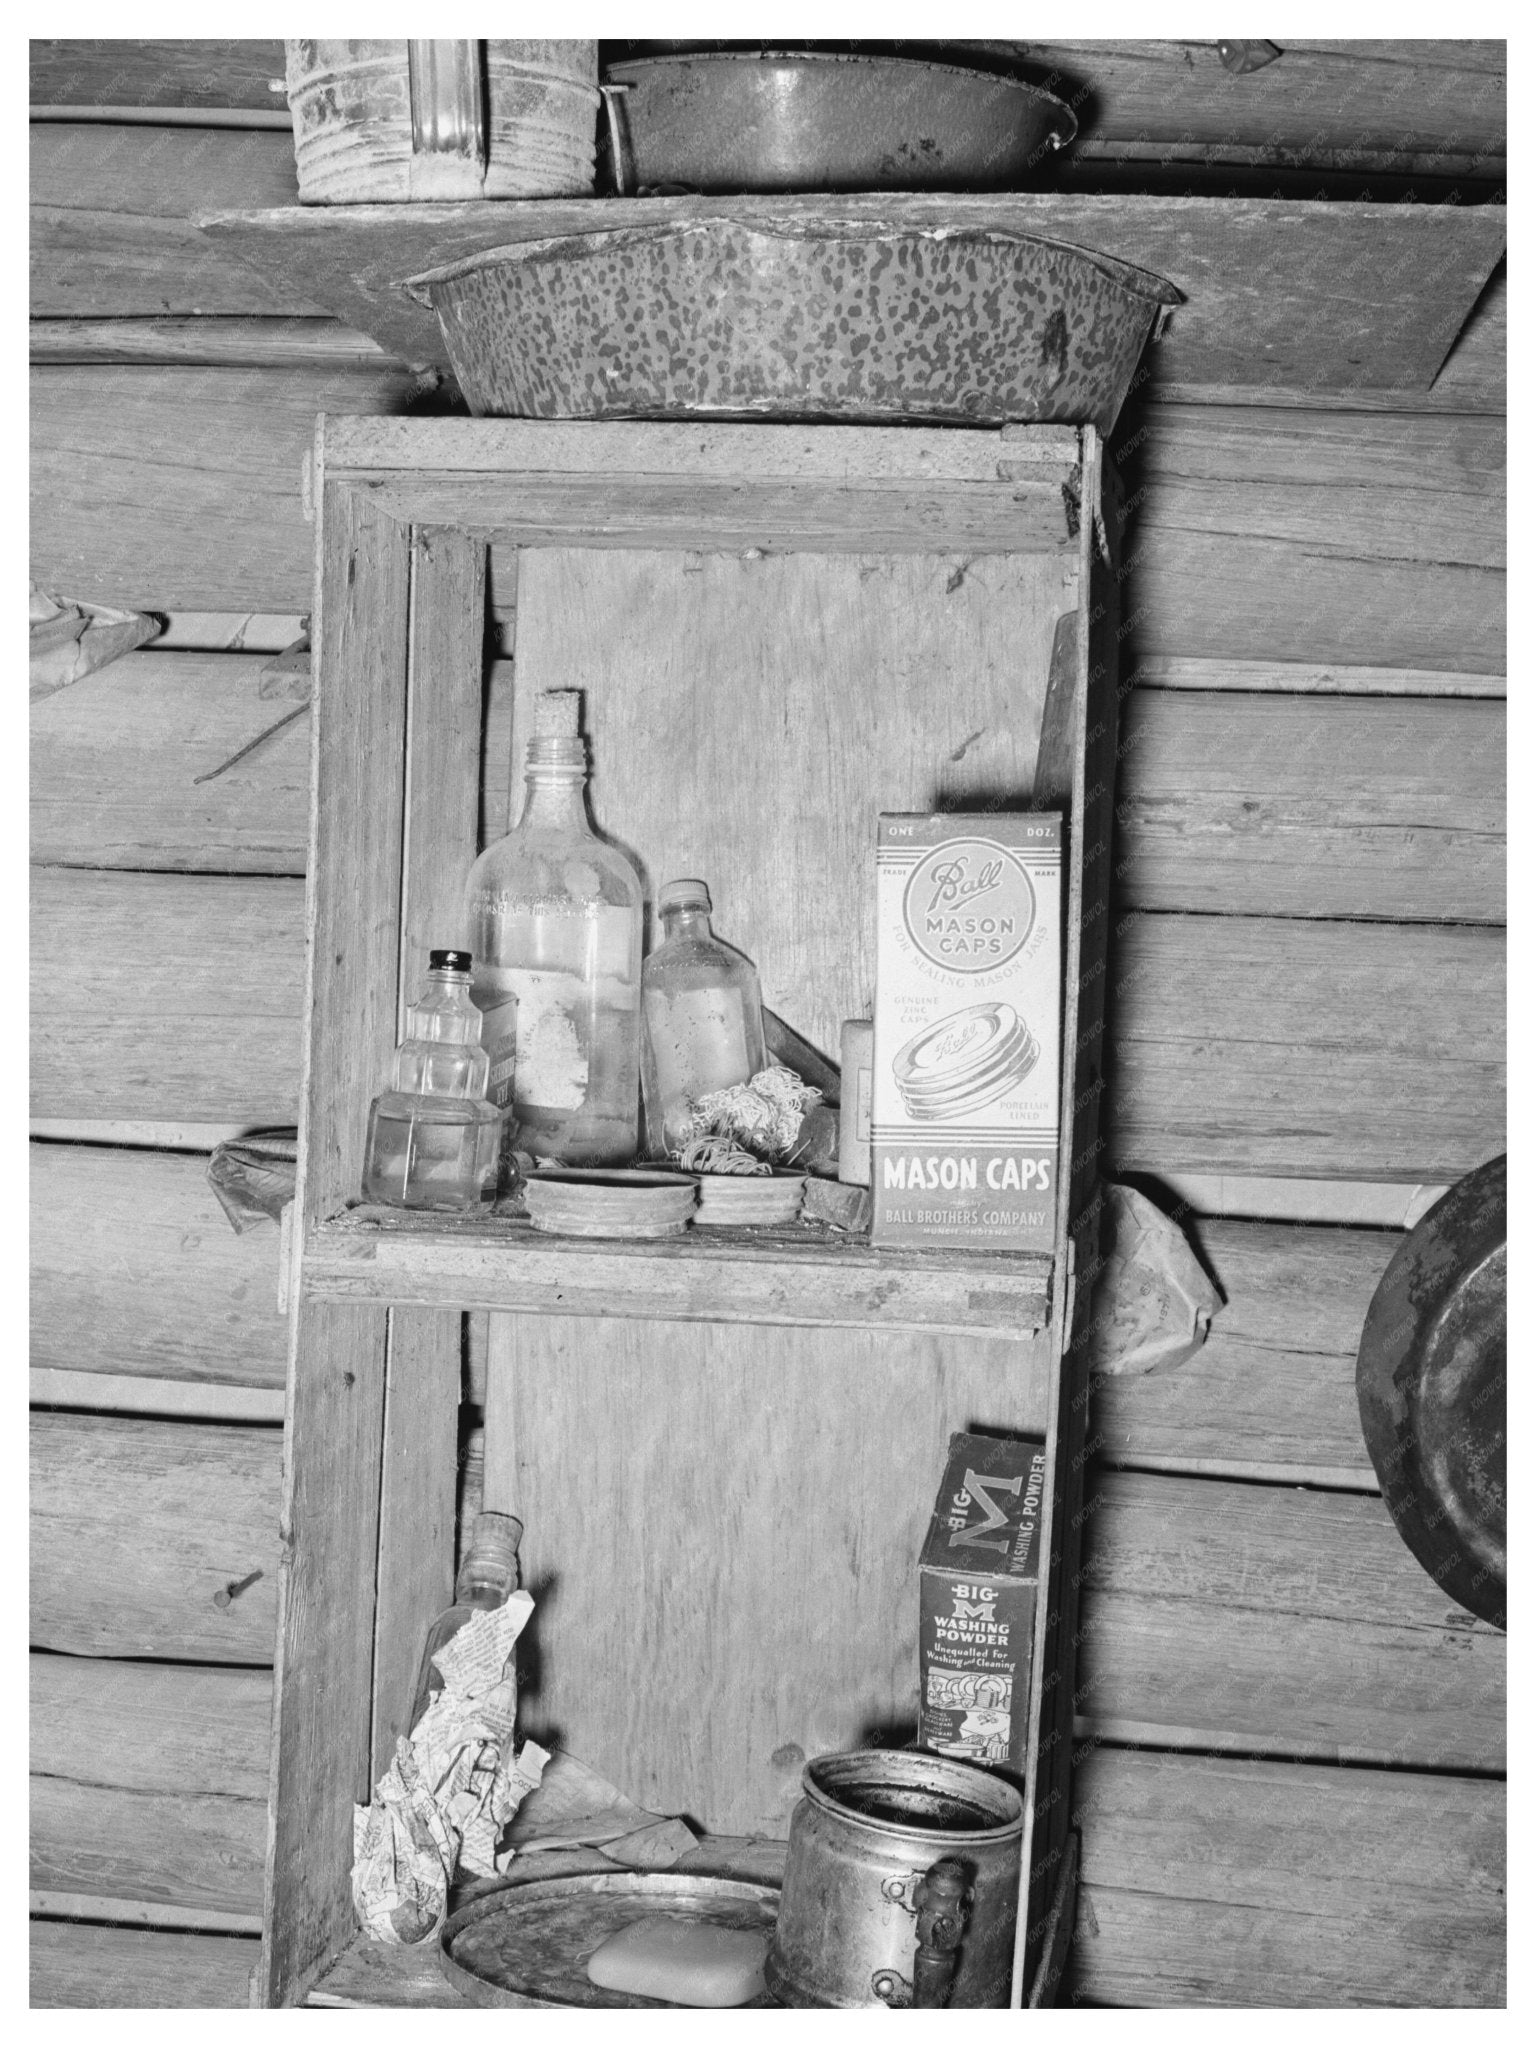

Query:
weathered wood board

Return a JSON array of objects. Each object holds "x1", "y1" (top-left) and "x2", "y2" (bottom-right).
[
  {"x1": 485, "y1": 1312, "x2": 1052, "y2": 1836},
  {"x1": 992, "y1": 38, "x2": 1506, "y2": 178},
  {"x1": 30, "y1": 1654, "x2": 271, "y2": 1926},
  {"x1": 1076, "y1": 1471, "x2": 1505, "y2": 1771},
  {"x1": 29, "y1": 867, "x2": 304, "y2": 1126},
  {"x1": 30, "y1": 123, "x2": 309, "y2": 318},
  {"x1": 30, "y1": 651, "x2": 311, "y2": 875},
  {"x1": 28, "y1": 868, "x2": 1505, "y2": 1184},
  {"x1": 1092, "y1": 1218, "x2": 1393, "y2": 1485},
  {"x1": 35, "y1": 652, "x2": 1505, "y2": 929},
  {"x1": 1116, "y1": 401, "x2": 1506, "y2": 569},
  {"x1": 28, "y1": 366, "x2": 421, "y2": 613},
  {"x1": 30, "y1": 370, "x2": 1506, "y2": 672},
  {"x1": 1108, "y1": 913, "x2": 1505, "y2": 1182},
  {"x1": 30, "y1": 1142, "x2": 287, "y2": 1393},
  {"x1": 1069, "y1": 1748, "x2": 1505, "y2": 2007},
  {"x1": 30, "y1": 314, "x2": 394, "y2": 370},
  {"x1": 30, "y1": 1412, "x2": 281, "y2": 1661},
  {"x1": 32, "y1": 1652, "x2": 273, "y2": 1799},
  {"x1": 31, "y1": 39, "x2": 292, "y2": 110},
  {"x1": 31, "y1": 1923, "x2": 259, "y2": 2009},
  {"x1": 1114, "y1": 691, "x2": 1506, "y2": 922}
]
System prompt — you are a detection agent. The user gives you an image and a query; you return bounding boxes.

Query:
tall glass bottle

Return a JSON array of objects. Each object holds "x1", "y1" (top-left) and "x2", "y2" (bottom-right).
[
  {"x1": 408, "y1": 1510, "x2": 523, "y2": 1731},
  {"x1": 362, "y1": 948, "x2": 501, "y2": 1208},
  {"x1": 464, "y1": 690, "x2": 644, "y2": 1175},
  {"x1": 640, "y1": 878, "x2": 768, "y2": 1156}
]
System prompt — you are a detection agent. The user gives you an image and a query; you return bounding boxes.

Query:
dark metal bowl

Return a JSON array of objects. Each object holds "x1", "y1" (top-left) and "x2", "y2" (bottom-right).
[
  {"x1": 599, "y1": 51, "x2": 1077, "y2": 195},
  {"x1": 1356, "y1": 1153, "x2": 1506, "y2": 1627},
  {"x1": 404, "y1": 219, "x2": 1177, "y2": 431}
]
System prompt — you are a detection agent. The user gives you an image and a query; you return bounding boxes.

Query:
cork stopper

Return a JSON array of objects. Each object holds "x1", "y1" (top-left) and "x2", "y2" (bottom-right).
[
  {"x1": 535, "y1": 690, "x2": 581, "y2": 738},
  {"x1": 660, "y1": 878, "x2": 712, "y2": 915},
  {"x1": 527, "y1": 690, "x2": 586, "y2": 770}
]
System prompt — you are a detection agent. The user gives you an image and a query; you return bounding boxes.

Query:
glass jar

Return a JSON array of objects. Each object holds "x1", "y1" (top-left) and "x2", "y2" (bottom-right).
[
  {"x1": 641, "y1": 878, "x2": 768, "y2": 1156},
  {"x1": 463, "y1": 690, "x2": 644, "y2": 1175},
  {"x1": 362, "y1": 948, "x2": 501, "y2": 1209}
]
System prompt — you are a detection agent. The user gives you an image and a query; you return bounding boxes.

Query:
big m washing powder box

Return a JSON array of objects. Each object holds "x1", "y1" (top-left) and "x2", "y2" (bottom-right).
[
  {"x1": 917, "y1": 1430, "x2": 1048, "y2": 1776},
  {"x1": 872, "y1": 814, "x2": 1061, "y2": 1252}
]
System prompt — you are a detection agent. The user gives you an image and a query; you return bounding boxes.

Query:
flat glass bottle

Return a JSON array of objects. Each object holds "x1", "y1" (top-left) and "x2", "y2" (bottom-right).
[
  {"x1": 362, "y1": 948, "x2": 501, "y2": 1209},
  {"x1": 408, "y1": 1510, "x2": 524, "y2": 1731},
  {"x1": 464, "y1": 690, "x2": 645, "y2": 1176},
  {"x1": 641, "y1": 878, "x2": 768, "y2": 1156}
]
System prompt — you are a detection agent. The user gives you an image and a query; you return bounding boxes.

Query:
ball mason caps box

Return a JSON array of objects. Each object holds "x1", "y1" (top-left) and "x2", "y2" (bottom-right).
[
  {"x1": 918, "y1": 1430, "x2": 1048, "y2": 1778},
  {"x1": 873, "y1": 813, "x2": 1061, "y2": 1252}
]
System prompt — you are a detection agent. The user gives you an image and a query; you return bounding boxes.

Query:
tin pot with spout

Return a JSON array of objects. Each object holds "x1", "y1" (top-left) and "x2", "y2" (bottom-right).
[{"x1": 766, "y1": 1748, "x2": 1025, "y2": 2009}]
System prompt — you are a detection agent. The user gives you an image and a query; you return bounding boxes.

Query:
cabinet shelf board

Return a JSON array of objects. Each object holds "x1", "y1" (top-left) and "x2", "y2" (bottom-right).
[{"x1": 302, "y1": 1207, "x2": 1052, "y2": 1337}]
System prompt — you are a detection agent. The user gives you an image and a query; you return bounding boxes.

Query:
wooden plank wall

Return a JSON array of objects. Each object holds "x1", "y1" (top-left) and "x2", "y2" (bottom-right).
[{"x1": 29, "y1": 42, "x2": 1504, "y2": 2009}]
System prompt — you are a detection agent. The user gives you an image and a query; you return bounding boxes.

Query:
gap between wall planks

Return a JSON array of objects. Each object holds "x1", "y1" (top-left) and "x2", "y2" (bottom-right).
[
  {"x1": 30, "y1": 1923, "x2": 260, "y2": 2011},
  {"x1": 30, "y1": 1654, "x2": 271, "y2": 1923}
]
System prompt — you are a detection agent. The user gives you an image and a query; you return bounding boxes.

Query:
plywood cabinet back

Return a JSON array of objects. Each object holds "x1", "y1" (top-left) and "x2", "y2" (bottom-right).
[{"x1": 511, "y1": 548, "x2": 1077, "y2": 1056}]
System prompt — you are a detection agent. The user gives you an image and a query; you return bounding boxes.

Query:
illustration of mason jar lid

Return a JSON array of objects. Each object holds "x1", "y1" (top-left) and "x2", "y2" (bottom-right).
[{"x1": 892, "y1": 1002, "x2": 1039, "y2": 1119}]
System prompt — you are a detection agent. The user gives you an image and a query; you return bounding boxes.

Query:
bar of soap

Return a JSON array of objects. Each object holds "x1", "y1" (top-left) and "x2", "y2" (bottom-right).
[{"x1": 585, "y1": 1915, "x2": 769, "y2": 2007}]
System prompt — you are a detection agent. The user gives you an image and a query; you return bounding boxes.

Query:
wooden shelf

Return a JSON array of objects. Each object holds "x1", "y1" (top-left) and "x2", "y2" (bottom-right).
[
  {"x1": 303, "y1": 1205, "x2": 1053, "y2": 1337},
  {"x1": 199, "y1": 192, "x2": 1505, "y2": 401}
]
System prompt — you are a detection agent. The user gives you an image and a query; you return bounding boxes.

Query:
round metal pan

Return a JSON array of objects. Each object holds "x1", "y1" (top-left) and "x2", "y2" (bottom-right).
[
  {"x1": 1355, "y1": 1153, "x2": 1505, "y2": 1627},
  {"x1": 599, "y1": 50, "x2": 1077, "y2": 195},
  {"x1": 404, "y1": 219, "x2": 1179, "y2": 432},
  {"x1": 438, "y1": 1868, "x2": 781, "y2": 2007}
]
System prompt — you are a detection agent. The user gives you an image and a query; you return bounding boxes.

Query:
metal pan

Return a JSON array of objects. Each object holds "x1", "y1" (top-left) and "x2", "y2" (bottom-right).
[
  {"x1": 439, "y1": 1868, "x2": 781, "y2": 2007},
  {"x1": 1355, "y1": 1153, "x2": 1505, "y2": 1627},
  {"x1": 598, "y1": 50, "x2": 1077, "y2": 195},
  {"x1": 403, "y1": 219, "x2": 1179, "y2": 432}
]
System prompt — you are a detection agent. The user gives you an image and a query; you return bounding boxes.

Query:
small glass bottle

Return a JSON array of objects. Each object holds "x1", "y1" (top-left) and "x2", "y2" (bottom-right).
[
  {"x1": 641, "y1": 879, "x2": 768, "y2": 1156},
  {"x1": 361, "y1": 948, "x2": 501, "y2": 1209},
  {"x1": 408, "y1": 1510, "x2": 524, "y2": 1731},
  {"x1": 463, "y1": 690, "x2": 644, "y2": 1175}
]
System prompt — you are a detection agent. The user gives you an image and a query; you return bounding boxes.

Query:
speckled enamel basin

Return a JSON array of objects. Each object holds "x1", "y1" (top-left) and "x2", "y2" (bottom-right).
[{"x1": 403, "y1": 220, "x2": 1179, "y2": 430}]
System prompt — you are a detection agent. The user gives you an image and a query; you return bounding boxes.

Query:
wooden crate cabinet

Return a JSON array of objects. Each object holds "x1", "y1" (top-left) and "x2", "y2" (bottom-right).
[{"x1": 263, "y1": 416, "x2": 1119, "y2": 2008}]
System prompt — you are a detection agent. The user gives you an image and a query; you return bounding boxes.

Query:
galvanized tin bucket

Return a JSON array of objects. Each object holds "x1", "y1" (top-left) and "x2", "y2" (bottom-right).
[
  {"x1": 766, "y1": 1749, "x2": 1025, "y2": 2009},
  {"x1": 285, "y1": 39, "x2": 598, "y2": 202}
]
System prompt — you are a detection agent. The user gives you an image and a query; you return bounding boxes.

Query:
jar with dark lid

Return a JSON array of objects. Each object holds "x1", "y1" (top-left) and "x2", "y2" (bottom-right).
[{"x1": 362, "y1": 949, "x2": 501, "y2": 1209}]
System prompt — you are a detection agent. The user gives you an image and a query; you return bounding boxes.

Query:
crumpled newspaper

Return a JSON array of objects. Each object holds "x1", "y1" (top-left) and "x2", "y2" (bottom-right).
[
  {"x1": 677, "y1": 1064, "x2": 822, "y2": 1163},
  {"x1": 1086, "y1": 1182, "x2": 1224, "y2": 1377},
  {"x1": 352, "y1": 1593, "x2": 543, "y2": 1944}
]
